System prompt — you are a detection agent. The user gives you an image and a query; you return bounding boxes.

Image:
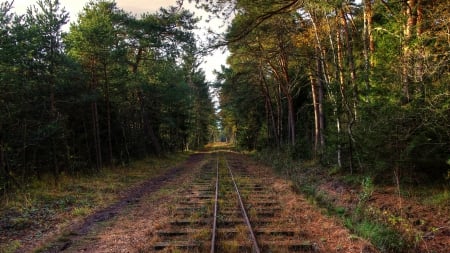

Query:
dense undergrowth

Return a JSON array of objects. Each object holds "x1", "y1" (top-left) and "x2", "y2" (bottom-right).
[
  {"x1": 254, "y1": 148, "x2": 449, "y2": 253},
  {"x1": 0, "y1": 153, "x2": 189, "y2": 252}
]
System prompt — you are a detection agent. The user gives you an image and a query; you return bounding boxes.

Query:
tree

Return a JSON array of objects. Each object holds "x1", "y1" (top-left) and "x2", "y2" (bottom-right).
[
  {"x1": 0, "y1": 0, "x2": 216, "y2": 191},
  {"x1": 225, "y1": 1, "x2": 309, "y2": 148},
  {"x1": 121, "y1": 6, "x2": 200, "y2": 154},
  {"x1": 27, "y1": 0, "x2": 69, "y2": 180},
  {"x1": 0, "y1": 1, "x2": 19, "y2": 189},
  {"x1": 209, "y1": 0, "x2": 449, "y2": 180},
  {"x1": 0, "y1": 0, "x2": 72, "y2": 186},
  {"x1": 66, "y1": 0, "x2": 122, "y2": 168}
]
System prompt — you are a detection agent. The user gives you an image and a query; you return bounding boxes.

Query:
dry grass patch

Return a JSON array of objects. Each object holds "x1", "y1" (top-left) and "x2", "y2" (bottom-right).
[{"x1": 0, "y1": 153, "x2": 189, "y2": 252}]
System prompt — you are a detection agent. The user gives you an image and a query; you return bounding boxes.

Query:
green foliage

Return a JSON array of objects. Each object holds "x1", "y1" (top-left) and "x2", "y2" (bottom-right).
[
  {"x1": 0, "y1": 0, "x2": 215, "y2": 193},
  {"x1": 214, "y1": 0, "x2": 450, "y2": 186},
  {"x1": 359, "y1": 177, "x2": 375, "y2": 205},
  {"x1": 0, "y1": 240, "x2": 21, "y2": 253}
]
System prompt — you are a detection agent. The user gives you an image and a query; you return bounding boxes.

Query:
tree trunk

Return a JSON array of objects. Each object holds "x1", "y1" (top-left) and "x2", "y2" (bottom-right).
[
  {"x1": 92, "y1": 101, "x2": 102, "y2": 171},
  {"x1": 259, "y1": 63, "x2": 280, "y2": 147},
  {"x1": 276, "y1": 83, "x2": 283, "y2": 143},
  {"x1": 280, "y1": 44, "x2": 296, "y2": 146},
  {"x1": 103, "y1": 62, "x2": 113, "y2": 166},
  {"x1": 310, "y1": 11, "x2": 341, "y2": 164},
  {"x1": 415, "y1": 0, "x2": 425, "y2": 100},
  {"x1": 363, "y1": 0, "x2": 374, "y2": 96},
  {"x1": 130, "y1": 48, "x2": 162, "y2": 155},
  {"x1": 137, "y1": 90, "x2": 162, "y2": 155},
  {"x1": 402, "y1": 0, "x2": 418, "y2": 104},
  {"x1": 310, "y1": 70, "x2": 320, "y2": 157},
  {"x1": 336, "y1": 9, "x2": 354, "y2": 172},
  {"x1": 340, "y1": 7, "x2": 358, "y2": 117},
  {"x1": 287, "y1": 94, "x2": 295, "y2": 146},
  {"x1": 120, "y1": 121, "x2": 130, "y2": 163},
  {"x1": 52, "y1": 139, "x2": 59, "y2": 186},
  {"x1": 268, "y1": 59, "x2": 295, "y2": 146},
  {"x1": 309, "y1": 59, "x2": 325, "y2": 158},
  {"x1": 49, "y1": 45, "x2": 60, "y2": 182},
  {"x1": 88, "y1": 55, "x2": 103, "y2": 171}
]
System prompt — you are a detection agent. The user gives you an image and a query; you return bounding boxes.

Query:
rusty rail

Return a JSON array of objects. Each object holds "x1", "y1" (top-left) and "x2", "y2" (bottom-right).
[
  {"x1": 210, "y1": 156, "x2": 219, "y2": 253},
  {"x1": 225, "y1": 157, "x2": 261, "y2": 253}
]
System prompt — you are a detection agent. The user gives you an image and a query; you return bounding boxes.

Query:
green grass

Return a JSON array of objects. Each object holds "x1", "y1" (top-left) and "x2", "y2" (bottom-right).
[
  {"x1": 0, "y1": 240, "x2": 21, "y2": 253},
  {"x1": 71, "y1": 206, "x2": 91, "y2": 216},
  {"x1": 345, "y1": 219, "x2": 407, "y2": 252},
  {"x1": 409, "y1": 186, "x2": 450, "y2": 208},
  {"x1": 423, "y1": 189, "x2": 450, "y2": 206}
]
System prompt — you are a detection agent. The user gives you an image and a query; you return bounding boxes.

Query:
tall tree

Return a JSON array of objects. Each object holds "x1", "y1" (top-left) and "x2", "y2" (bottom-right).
[
  {"x1": 66, "y1": 0, "x2": 121, "y2": 168},
  {"x1": 27, "y1": 0, "x2": 69, "y2": 180},
  {"x1": 122, "y1": 6, "x2": 198, "y2": 154},
  {"x1": 0, "y1": 0, "x2": 216, "y2": 190}
]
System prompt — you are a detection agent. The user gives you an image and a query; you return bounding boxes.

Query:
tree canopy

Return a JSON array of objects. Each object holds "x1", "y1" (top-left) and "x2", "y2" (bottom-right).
[
  {"x1": 1, "y1": 0, "x2": 449, "y2": 191},
  {"x1": 213, "y1": 0, "x2": 450, "y2": 181},
  {"x1": 0, "y1": 0, "x2": 216, "y2": 190}
]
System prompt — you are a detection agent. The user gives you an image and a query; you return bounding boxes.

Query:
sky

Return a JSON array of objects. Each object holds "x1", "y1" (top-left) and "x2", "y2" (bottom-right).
[{"x1": 10, "y1": 0, "x2": 229, "y2": 82}]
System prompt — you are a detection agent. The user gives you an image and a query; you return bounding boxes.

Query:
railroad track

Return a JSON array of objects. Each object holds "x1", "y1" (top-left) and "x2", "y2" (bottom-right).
[{"x1": 152, "y1": 152, "x2": 315, "y2": 252}]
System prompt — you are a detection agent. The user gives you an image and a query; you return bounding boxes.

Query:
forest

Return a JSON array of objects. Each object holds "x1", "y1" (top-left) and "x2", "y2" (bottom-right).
[
  {"x1": 0, "y1": 0, "x2": 449, "y2": 192},
  {"x1": 213, "y1": 0, "x2": 450, "y2": 183},
  {"x1": 0, "y1": 0, "x2": 216, "y2": 191},
  {"x1": 0, "y1": 0, "x2": 449, "y2": 252}
]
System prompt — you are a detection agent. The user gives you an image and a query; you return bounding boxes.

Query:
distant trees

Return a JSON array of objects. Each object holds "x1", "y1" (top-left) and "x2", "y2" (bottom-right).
[
  {"x1": 213, "y1": 0, "x2": 449, "y2": 181},
  {"x1": 0, "y1": 0, "x2": 215, "y2": 191}
]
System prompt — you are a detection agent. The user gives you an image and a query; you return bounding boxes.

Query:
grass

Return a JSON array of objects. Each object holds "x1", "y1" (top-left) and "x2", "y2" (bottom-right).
[
  {"x1": 345, "y1": 219, "x2": 406, "y2": 252},
  {"x1": 423, "y1": 189, "x2": 449, "y2": 206},
  {"x1": 0, "y1": 152, "x2": 189, "y2": 252},
  {"x1": 0, "y1": 240, "x2": 21, "y2": 253},
  {"x1": 405, "y1": 185, "x2": 450, "y2": 208},
  {"x1": 71, "y1": 206, "x2": 91, "y2": 217}
]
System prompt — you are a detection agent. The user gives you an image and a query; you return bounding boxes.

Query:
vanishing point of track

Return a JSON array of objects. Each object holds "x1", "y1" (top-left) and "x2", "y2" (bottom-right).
[{"x1": 152, "y1": 151, "x2": 315, "y2": 252}]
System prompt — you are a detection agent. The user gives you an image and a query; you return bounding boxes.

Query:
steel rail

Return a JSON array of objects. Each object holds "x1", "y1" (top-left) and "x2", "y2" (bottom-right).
[
  {"x1": 225, "y1": 157, "x2": 261, "y2": 253},
  {"x1": 210, "y1": 155, "x2": 219, "y2": 253}
]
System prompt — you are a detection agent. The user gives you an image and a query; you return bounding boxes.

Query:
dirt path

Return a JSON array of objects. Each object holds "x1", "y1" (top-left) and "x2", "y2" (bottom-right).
[
  {"x1": 34, "y1": 153, "x2": 208, "y2": 252},
  {"x1": 35, "y1": 151, "x2": 376, "y2": 252}
]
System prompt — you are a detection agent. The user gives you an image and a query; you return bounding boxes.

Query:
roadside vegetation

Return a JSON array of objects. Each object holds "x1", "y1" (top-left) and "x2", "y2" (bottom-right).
[
  {"x1": 0, "y1": 153, "x2": 188, "y2": 252},
  {"x1": 255, "y1": 148, "x2": 449, "y2": 252}
]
